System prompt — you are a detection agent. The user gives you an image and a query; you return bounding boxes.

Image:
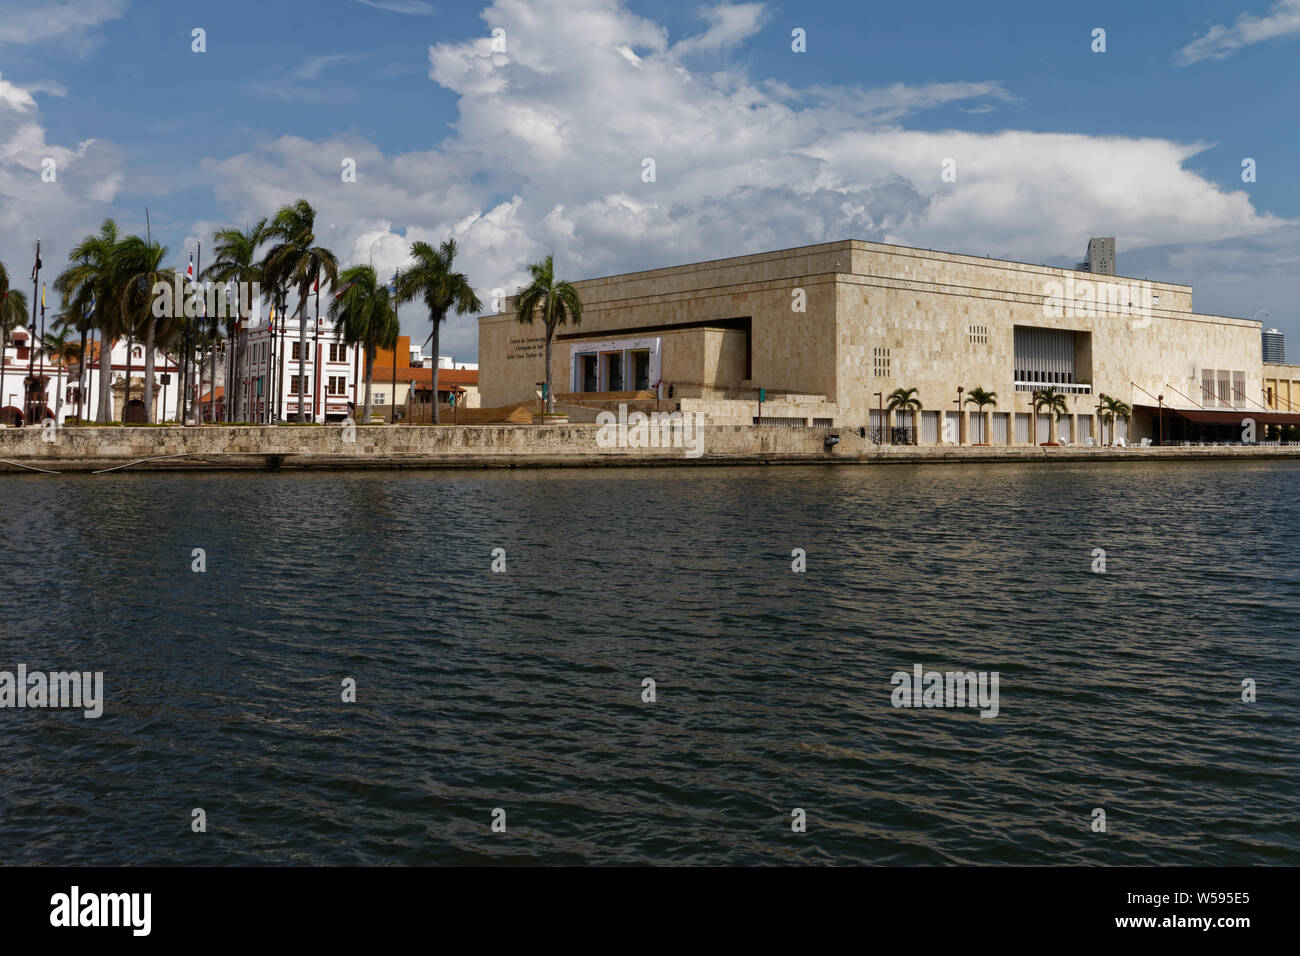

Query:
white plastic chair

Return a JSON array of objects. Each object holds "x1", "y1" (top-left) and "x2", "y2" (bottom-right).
[{"x1": 1114, "y1": 436, "x2": 1127, "y2": 448}]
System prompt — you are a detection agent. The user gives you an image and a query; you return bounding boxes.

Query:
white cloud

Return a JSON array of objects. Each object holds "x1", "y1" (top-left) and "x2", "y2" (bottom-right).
[
  {"x1": 294, "y1": 54, "x2": 352, "y2": 80},
  {"x1": 0, "y1": 0, "x2": 129, "y2": 49},
  {"x1": 1177, "y1": 0, "x2": 1300, "y2": 64},
  {"x1": 351, "y1": 0, "x2": 438, "y2": 14},
  {"x1": 197, "y1": 0, "x2": 1289, "y2": 360}
]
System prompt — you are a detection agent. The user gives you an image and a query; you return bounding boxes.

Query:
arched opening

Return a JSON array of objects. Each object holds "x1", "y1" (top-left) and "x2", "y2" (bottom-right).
[{"x1": 0, "y1": 405, "x2": 23, "y2": 427}]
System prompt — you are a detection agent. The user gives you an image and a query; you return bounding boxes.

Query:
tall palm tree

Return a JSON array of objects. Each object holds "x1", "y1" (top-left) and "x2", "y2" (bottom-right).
[
  {"x1": 1, "y1": 267, "x2": 29, "y2": 424},
  {"x1": 395, "y1": 238, "x2": 482, "y2": 424},
  {"x1": 55, "y1": 219, "x2": 121, "y2": 422},
  {"x1": 41, "y1": 322, "x2": 81, "y2": 423},
  {"x1": 115, "y1": 235, "x2": 175, "y2": 423},
  {"x1": 886, "y1": 386, "x2": 922, "y2": 445},
  {"x1": 514, "y1": 253, "x2": 581, "y2": 416},
  {"x1": 329, "y1": 265, "x2": 399, "y2": 423},
  {"x1": 262, "y1": 200, "x2": 338, "y2": 422},
  {"x1": 203, "y1": 220, "x2": 267, "y2": 422},
  {"x1": 1032, "y1": 386, "x2": 1069, "y2": 444},
  {"x1": 964, "y1": 386, "x2": 997, "y2": 444},
  {"x1": 1099, "y1": 395, "x2": 1131, "y2": 446}
]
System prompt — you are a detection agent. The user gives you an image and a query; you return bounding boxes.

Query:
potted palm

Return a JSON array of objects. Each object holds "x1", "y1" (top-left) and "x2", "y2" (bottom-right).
[
  {"x1": 1033, "y1": 386, "x2": 1068, "y2": 445},
  {"x1": 964, "y1": 386, "x2": 997, "y2": 444},
  {"x1": 886, "y1": 386, "x2": 922, "y2": 445}
]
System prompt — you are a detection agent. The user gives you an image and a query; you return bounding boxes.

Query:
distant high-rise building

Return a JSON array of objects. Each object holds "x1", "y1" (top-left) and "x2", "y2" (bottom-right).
[
  {"x1": 1263, "y1": 328, "x2": 1285, "y2": 364},
  {"x1": 1075, "y1": 237, "x2": 1116, "y2": 276}
]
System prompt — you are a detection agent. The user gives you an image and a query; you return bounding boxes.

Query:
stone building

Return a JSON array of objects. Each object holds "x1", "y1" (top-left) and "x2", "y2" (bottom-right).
[{"x1": 479, "y1": 239, "x2": 1299, "y2": 444}]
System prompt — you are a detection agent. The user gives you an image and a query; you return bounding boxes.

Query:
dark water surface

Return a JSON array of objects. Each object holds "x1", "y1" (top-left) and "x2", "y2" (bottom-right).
[{"x1": 2, "y1": 461, "x2": 1298, "y2": 865}]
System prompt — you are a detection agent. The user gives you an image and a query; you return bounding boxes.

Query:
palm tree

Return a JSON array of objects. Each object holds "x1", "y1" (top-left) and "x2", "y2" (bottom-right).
[
  {"x1": 395, "y1": 238, "x2": 482, "y2": 424},
  {"x1": 55, "y1": 220, "x2": 121, "y2": 422},
  {"x1": 203, "y1": 220, "x2": 267, "y2": 422},
  {"x1": 115, "y1": 235, "x2": 175, "y2": 423},
  {"x1": 1032, "y1": 386, "x2": 1069, "y2": 444},
  {"x1": 964, "y1": 386, "x2": 997, "y2": 444},
  {"x1": 514, "y1": 253, "x2": 581, "y2": 416},
  {"x1": 41, "y1": 322, "x2": 81, "y2": 423},
  {"x1": 262, "y1": 200, "x2": 338, "y2": 422},
  {"x1": 328, "y1": 265, "x2": 399, "y2": 423},
  {"x1": 1099, "y1": 395, "x2": 1131, "y2": 446},
  {"x1": 886, "y1": 386, "x2": 922, "y2": 445},
  {"x1": 1, "y1": 266, "x2": 29, "y2": 424}
]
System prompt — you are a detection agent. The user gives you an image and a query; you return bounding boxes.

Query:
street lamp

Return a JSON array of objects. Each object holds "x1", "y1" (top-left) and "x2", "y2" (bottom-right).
[
  {"x1": 1095, "y1": 391, "x2": 1105, "y2": 446},
  {"x1": 1157, "y1": 393, "x2": 1164, "y2": 446},
  {"x1": 873, "y1": 391, "x2": 883, "y2": 444}
]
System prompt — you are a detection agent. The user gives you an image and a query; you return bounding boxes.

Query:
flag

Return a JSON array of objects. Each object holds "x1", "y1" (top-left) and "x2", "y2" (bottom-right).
[
  {"x1": 186, "y1": 253, "x2": 194, "y2": 284},
  {"x1": 313, "y1": 275, "x2": 319, "y2": 294},
  {"x1": 88, "y1": 292, "x2": 96, "y2": 316},
  {"x1": 41, "y1": 283, "x2": 46, "y2": 309},
  {"x1": 31, "y1": 248, "x2": 41, "y2": 280},
  {"x1": 333, "y1": 281, "x2": 356, "y2": 299},
  {"x1": 388, "y1": 272, "x2": 398, "y2": 293}
]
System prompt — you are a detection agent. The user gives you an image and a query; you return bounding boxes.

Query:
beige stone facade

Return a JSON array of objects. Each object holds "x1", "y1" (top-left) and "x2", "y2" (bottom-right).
[{"x1": 479, "y1": 240, "x2": 1269, "y2": 443}]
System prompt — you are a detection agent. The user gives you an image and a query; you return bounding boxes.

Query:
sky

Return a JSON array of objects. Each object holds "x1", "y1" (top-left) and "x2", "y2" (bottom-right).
[{"x1": 1, "y1": 0, "x2": 1299, "y2": 361}]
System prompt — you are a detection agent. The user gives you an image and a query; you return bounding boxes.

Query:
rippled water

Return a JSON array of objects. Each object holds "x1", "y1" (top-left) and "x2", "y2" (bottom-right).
[{"x1": 2, "y1": 461, "x2": 1298, "y2": 865}]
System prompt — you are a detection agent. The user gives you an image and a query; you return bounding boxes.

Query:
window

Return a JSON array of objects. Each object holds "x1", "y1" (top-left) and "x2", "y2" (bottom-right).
[
  {"x1": 291, "y1": 342, "x2": 313, "y2": 362},
  {"x1": 290, "y1": 375, "x2": 310, "y2": 395},
  {"x1": 630, "y1": 350, "x2": 650, "y2": 390},
  {"x1": 873, "y1": 348, "x2": 891, "y2": 377},
  {"x1": 579, "y1": 354, "x2": 597, "y2": 392},
  {"x1": 373, "y1": 392, "x2": 386, "y2": 405},
  {"x1": 968, "y1": 325, "x2": 988, "y2": 344},
  {"x1": 328, "y1": 344, "x2": 347, "y2": 362}
]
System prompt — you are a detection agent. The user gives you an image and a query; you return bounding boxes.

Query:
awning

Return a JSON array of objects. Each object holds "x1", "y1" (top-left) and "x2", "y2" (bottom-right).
[{"x1": 1133, "y1": 403, "x2": 1300, "y2": 425}]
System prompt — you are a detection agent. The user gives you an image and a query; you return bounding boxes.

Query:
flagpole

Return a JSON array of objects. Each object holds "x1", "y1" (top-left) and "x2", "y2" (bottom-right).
[
  {"x1": 38, "y1": 281, "x2": 46, "y2": 423},
  {"x1": 26, "y1": 240, "x2": 39, "y2": 426}
]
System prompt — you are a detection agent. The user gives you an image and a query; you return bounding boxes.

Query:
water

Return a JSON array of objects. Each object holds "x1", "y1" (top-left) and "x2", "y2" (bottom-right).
[{"x1": 2, "y1": 461, "x2": 1298, "y2": 865}]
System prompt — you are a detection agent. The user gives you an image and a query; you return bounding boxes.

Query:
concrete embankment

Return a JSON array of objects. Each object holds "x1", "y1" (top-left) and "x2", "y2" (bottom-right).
[{"x1": 2, "y1": 425, "x2": 1300, "y2": 473}]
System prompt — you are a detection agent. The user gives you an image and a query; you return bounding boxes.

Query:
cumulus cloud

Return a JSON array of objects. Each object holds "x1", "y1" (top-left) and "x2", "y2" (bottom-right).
[
  {"x1": 197, "y1": 0, "x2": 1289, "y2": 359},
  {"x1": 0, "y1": 72, "x2": 124, "y2": 291},
  {"x1": 1177, "y1": 0, "x2": 1300, "y2": 64}
]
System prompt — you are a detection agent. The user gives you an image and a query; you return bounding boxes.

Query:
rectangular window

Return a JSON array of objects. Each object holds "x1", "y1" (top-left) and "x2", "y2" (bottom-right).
[
  {"x1": 630, "y1": 350, "x2": 650, "y2": 391},
  {"x1": 579, "y1": 354, "x2": 598, "y2": 393},
  {"x1": 873, "y1": 348, "x2": 891, "y2": 378},
  {"x1": 1217, "y1": 370, "x2": 1232, "y2": 407},
  {"x1": 1202, "y1": 370, "x2": 1217, "y2": 406},
  {"x1": 373, "y1": 392, "x2": 386, "y2": 405},
  {"x1": 968, "y1": 325, "x2": 988, "y2": 344}
]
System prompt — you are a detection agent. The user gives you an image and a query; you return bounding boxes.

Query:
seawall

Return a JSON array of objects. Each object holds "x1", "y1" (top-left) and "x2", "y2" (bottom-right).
[{"x1": 3, "y1": 424, "x2": 1300, "y2": 473}]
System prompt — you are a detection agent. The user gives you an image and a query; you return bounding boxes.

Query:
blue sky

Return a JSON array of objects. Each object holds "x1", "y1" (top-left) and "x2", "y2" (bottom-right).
[{"x1": 2, "y1": 0, "x2": 1299, "y2": 358}]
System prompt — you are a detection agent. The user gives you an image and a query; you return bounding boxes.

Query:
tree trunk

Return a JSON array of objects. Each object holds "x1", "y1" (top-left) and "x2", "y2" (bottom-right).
[
  {"x1": 544, "y1": 322, "x2": 555, "y2": 413},
  {"x1": 209, "y1": 316, "x2": 218, "y2": 423},
  {"x1": 123, "y1": 334, "x2": 133, "y2": 424},
  {"x1": 0, "y1": 326, "x2": 7, "y2": 424},
  {"x1": 97, "y1": 331, "x2": 113, "y2": 422},
  {"x1": 77, "y1": 326, "x2": 88, "y2": 422},
  {"x1": 430, "y1": 318, "x2": 441, "y2": 425},
  {"x1": 363, "y1": 346, "x2": 375, "y2": 422},
  {"x1": 143, "y1": 320, "x2": 157, "y2": 422},
  {"x1": 296, "y1": 284, "x2": 307, "y2": 422}
]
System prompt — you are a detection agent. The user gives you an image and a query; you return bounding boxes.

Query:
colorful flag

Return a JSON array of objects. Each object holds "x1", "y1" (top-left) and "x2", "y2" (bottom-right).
[
  {"x1": 41, "y1": 282, "x2": 46, "y2": 309},
  {"x1": 31, "y1": 249, "x2": 41, "y2": 280},
  {"x1": 333, "y1": 281, "x2": 356, "y2": 299}
]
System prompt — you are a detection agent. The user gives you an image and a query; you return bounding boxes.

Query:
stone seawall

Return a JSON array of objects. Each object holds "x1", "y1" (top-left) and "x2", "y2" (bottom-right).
[{"x1": 2, "y1": 424, "x2": 1300, "y2": 473}]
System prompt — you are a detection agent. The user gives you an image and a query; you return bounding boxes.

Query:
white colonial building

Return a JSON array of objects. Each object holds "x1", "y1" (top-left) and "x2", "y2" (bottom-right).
[
  {"x1": 2, "y1": 328, "x2": 181, "y2": 425},
  {"x1": 234, "y1": 314, "x2": 361, "y2": 423}
]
